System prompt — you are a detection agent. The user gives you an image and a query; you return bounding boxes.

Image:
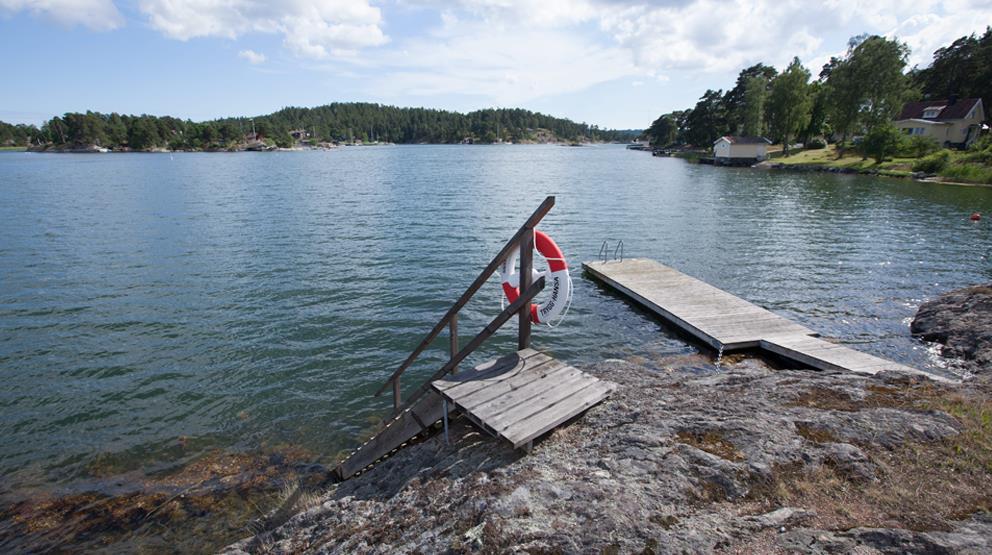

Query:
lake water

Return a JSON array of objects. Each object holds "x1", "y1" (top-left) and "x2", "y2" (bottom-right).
[{"x1": 1, "y1": 145, "x2": 990, "y2": 551}]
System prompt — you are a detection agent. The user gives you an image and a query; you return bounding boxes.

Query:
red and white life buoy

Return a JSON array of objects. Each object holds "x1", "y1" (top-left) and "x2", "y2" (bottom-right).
[{"x1": 498, "y1": 230, "x2": 572, "y2": 324}]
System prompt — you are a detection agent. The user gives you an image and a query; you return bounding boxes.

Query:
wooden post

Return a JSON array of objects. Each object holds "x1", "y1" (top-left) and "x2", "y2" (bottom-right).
[
  {"x1": 392, "y1": 378, "x2": 401, "y2": 414},
  {"x1": 449, "y1": 313, "x2": 459, "y2": 374},
  {"x1": 518, "y1": 229, "x2": 534, "y2": 350}
]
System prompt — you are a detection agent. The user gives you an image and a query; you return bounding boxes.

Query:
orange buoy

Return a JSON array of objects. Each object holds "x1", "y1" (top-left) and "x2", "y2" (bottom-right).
[{"x1": 971, "y1": 212, "x2": 982, "y2": 221}]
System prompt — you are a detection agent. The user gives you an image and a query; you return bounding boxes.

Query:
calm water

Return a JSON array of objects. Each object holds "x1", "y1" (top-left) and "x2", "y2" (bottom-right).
[{"x1": 1, "y1": 145, "x2": 991, "y2": 550}]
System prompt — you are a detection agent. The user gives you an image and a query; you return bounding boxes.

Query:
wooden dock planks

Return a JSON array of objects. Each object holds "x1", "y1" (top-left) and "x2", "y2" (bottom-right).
[
  {"x1": 583, "y1": 258, "x2": 946, "y2": 381},
  {"x1": 335, "y1": 349, "x2": 616, "y2": 479},
  {"x1": 433, "y1": 349, "x2": 617, "y2": 449}
]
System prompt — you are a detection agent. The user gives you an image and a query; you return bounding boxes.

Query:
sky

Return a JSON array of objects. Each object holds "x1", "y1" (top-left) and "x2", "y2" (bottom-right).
[{"x1": 1, "y1": 1, "x2": 990, "y2": 130}]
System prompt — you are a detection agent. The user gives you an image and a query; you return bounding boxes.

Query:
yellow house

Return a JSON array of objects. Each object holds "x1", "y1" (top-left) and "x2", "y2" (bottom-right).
[{"x1": 894, "y1": 97, "x2": 985, "y2": 148}]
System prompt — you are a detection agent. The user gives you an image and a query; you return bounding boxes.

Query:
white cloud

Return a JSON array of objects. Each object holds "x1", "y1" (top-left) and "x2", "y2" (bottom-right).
[
  {"x1": 365, "y1": 20, "x2": 640, "y2": 105},
  {"x1": 595, "y1": 0, "x2": 847, "y2": 73},
  {"x1": 887, "y1": 1, "x2": 992, "y2": 68},
  {"x1": 138, "y1": 0, "x2": 388, "y2": 59},
  {"x1": 0, "y1": 0, "x2": 123, "y2": 30},
  {"x1": 238, "y1": 49, "x2": 266, "y2": 64},
  {"x1": 303, "y1": 0, "x2": 992, "y2": 113},
  {"x1": 421, "y1": 0, "x2": 992, "y2": 75}
]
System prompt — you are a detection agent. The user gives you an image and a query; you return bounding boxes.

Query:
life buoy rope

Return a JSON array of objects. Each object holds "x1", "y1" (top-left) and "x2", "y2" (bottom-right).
[{"x1": 498, "y1": 230, "x2": 572, "y2": 324}]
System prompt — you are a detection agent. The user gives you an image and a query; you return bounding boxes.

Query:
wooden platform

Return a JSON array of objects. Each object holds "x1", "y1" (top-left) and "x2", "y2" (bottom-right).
[
  {"x1": 432, "y1": 349, "x2": 617, "y2": 449},
  {"x1": 335, "y1": 349, "x2": 615, "y2": 479},
  {"x1": 584, "y1": 258, "x2": 946, "y2": 381}
]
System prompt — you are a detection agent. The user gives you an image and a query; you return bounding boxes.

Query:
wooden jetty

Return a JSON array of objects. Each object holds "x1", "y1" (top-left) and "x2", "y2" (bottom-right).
[
  {"x1": 334, "y1": 197, "x2": 616, "y2": 479},
  {"x1": 583, "y1": 258, "x2": 944, "y2": 381}
]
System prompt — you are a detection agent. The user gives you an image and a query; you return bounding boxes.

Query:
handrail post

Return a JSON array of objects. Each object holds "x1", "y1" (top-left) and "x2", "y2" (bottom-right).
[
  {"x1": 449, "y1": 313, "x2": 459, "y2": 374},
  {"x1": 392, "y1": 378, "x2": 401, "y2": 414},
  {"x1": 518, "y1": 229, "x2": 534, "y2": 350},
  {"x1": 373, "y1": 196, "x2": 555, "y2": 398}
]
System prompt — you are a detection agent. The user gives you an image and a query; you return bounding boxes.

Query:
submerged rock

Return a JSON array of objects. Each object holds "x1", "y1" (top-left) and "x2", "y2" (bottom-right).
[
  {"x1": 912, "y1": 284, "x2": 992, "y2": 373},
  {"x1": 0, "y1": 447, "x2": 327, "y2": 553},
  {"x1": 224, "y1": 357, "x2": 992, "y2": 554}
]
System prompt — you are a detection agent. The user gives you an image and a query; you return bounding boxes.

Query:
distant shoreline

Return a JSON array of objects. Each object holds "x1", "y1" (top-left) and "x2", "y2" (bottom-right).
[{"x1": 16, "y1": 141, "x2": 620, "y2": 154}]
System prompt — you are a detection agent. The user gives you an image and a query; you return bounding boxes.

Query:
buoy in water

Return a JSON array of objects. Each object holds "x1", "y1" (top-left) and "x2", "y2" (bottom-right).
[{"x1": 971, "y1": 212, "x2": 982, "y2": 221}]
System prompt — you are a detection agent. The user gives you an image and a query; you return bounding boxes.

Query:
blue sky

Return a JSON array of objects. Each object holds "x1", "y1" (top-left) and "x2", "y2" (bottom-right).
[{"x1": 1, "y1": 0, "x2": 989, "y2": 129}]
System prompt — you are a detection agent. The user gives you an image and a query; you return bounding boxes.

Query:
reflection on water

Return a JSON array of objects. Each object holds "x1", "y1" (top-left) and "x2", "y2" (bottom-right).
[{"x1": 0, "y1": 145, "x2": 990, "y2": 550}]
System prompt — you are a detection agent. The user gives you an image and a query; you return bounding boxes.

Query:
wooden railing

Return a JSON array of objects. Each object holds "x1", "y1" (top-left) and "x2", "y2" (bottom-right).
[{"x1": 374, "y1": 196, "x2": 555, "y2": 415}]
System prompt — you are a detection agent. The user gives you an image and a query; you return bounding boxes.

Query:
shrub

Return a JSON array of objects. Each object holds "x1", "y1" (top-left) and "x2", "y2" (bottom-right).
[
  {"x1": 904, "y1": 135, "x2": 940, "y2": 158},
  {"x1": 805, "y1": 138, "x2": 826, "y2": 150},
  {"x1": 912, "y1": 149, "x2": 951, "y2": 173},
  {"x1": 959, "y1": 141, "x2": 992, "y2": 165},
  {"x1": 940, "y1": 163, "x2": 992, "y2": 184},
  {"x1": 862, "y1": 125, "x2": 906, "y2": 163},
  {"x1": 971, "y1": 133, "x2": 992, "y2": 152}
]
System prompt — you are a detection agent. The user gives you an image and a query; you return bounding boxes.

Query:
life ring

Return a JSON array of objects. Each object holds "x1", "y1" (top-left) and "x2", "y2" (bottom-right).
[{"x1": 498, "y1": 230, "x2": 571, "y2": 324}]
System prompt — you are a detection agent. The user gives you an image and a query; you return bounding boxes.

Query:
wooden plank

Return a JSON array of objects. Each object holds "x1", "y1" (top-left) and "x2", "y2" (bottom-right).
[
  {"x1": 429, "y1": 350, "x2": 619, "y2": 451},
  {"x1": 518, "y1": 227, "x2": 533, "y2": 349},
  {"x1": 584, "y1": 259, "x2": 949, "y2": 382},
  {"x1": 446, "y1": 359, "x2": 568, "y2": 408},
  {"x1": 433, "y1": 350, "x2": 552, "y2": 397},
  {"x1": 584, "y1": 265, "x2": 726, "y2": 350},
  {"x1": 335, "y1": 389, "x2": 447, "y2": 479},
  {"x1": 469, "y1": 368, "x2": 592, "y2": 425},
  {"x1": 432, "y1": 348, "x2": 541, "y2": 391},
  {"x1": 485, "y1": 373, "x2": 603, "y2": 432},
  {"x1": 450, "y1": 313, "x2": 458, "y2": 374},
  {"x1": 501, "y1": 381, "x2": 617, "y2": 448}
]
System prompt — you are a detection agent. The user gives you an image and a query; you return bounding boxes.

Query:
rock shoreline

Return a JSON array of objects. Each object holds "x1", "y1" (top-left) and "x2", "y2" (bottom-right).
[
  {"x1": 912, "y1": 284, "x2": 992, "y2": 375},
  {"x1": 224, "y1": 353, "x2": 992, "y2": 554}
]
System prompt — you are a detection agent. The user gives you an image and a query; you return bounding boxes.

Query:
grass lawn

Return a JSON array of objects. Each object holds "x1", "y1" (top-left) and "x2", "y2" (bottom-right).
[
  {"x1": 774, "y1": 145, "x2": 915, "y2": 177},
  {"x1": 0, "y1": 146, "x2": 27, "y2": 152}
]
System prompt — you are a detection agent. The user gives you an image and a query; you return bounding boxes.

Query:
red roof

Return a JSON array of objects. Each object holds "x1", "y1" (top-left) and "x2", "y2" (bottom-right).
[{"x1": 897, "y1": 98, "x2": 981, "y2": 121}]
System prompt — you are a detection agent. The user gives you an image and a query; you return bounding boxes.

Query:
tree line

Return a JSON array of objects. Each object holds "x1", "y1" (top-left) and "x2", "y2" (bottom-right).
[
  {"x1": 646, "y1": 28, "x2": 991, "y2": 159},
  {"x1": 0, "y1": 103, "x2": 637, "y2": 150},
  {"x1": 0, "y1": 121, "x2": 40, "y2": 147}
]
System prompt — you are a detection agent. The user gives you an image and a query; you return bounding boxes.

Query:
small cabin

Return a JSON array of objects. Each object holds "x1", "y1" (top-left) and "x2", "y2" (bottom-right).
[{"x1": 713, "y1": 136, "x2": 771, "y2": 166}]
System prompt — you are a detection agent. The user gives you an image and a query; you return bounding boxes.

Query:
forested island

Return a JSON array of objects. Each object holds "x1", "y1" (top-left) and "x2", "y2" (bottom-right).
[{"x1": 0, "y1": 104, "x2": 638, "y2": 152}]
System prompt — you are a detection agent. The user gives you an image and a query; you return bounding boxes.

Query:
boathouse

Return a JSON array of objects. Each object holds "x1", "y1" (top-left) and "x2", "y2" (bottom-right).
[{"x1": 712, "y1": 135, "x2": 771, "y2": 166}]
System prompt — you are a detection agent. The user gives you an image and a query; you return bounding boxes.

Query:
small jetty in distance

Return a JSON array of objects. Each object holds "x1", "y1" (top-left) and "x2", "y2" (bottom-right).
[
  {"x1": 626, "y1": 142, "x2": 679, "y2": 157},
  {"x1": 584, "y1": 258, "x2": 949, "y2": 382}
]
